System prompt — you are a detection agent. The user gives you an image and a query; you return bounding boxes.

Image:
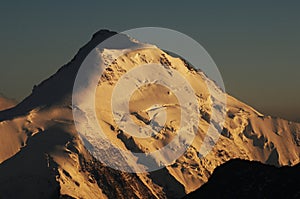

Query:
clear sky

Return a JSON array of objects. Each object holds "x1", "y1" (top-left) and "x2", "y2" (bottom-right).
[{"x1": 0, "y1": 1, "x2": 299, "y2": 122}]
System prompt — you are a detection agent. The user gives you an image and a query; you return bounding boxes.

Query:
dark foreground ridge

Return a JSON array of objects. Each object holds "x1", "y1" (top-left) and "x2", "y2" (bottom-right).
[{"x1": 183, "y1": 159, "x2": 300, "y2": 199}]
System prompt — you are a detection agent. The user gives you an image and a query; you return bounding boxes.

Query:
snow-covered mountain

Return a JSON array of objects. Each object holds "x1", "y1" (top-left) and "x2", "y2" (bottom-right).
[{"x1": 0, "y1": 30, "x2": 299, "y2": 199}]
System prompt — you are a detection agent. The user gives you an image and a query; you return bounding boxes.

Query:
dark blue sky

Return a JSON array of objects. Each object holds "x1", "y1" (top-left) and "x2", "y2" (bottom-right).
[{"x1": 0, "y1": 1, "x2": 299, "y2": 121}]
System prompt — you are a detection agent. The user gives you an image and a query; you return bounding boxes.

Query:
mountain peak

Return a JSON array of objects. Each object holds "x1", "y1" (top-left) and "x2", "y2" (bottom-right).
[
  {"x1": 92, "y1": 29, "x2": 117, "y2": 39},
  {"x1": 0, "y1": 30, "x2": 299, "y2": 198}
]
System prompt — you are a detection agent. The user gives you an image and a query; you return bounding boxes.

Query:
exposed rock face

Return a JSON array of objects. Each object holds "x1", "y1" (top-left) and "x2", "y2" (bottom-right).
[{"x1": 0, "y1": 30, "x2": 299, "y2": 199}]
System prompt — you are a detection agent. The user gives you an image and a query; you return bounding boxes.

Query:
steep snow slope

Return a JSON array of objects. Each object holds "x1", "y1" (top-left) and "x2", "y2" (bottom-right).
[
  {"x1": 92, "y1": 46, "x2": 300, "y2": 193},
  {"x1": 0, "y1": 30, "x2": 299, "y2": 199}
]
